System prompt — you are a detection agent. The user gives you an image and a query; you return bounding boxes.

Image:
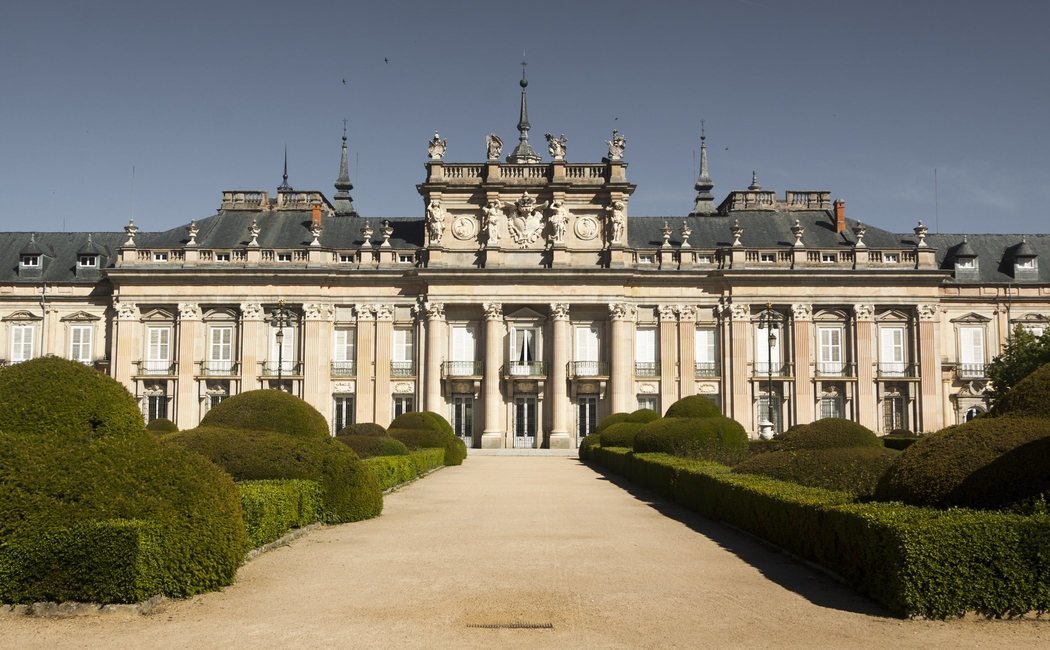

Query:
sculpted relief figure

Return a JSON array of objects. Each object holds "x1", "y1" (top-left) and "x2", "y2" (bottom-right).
[
  {"x1": 606, "y1": 130, "x2": 626, "y2": 160},
  {"x1": 483, "y1": 199, "x2": 504, "y2": 247},
  {"x1": 509, "y1": 191, "x2": 548, "y2": 247},
  {"x1": 427, "y1": 131, "x2": 447, "y2": 160},
  {"x1": 426, "y1": 200, "x2": 446, "y2": 246},
  {"x1": 545, "y1": 133, "x2": 567, "y2": 160},
  {"x1": 606, "y1": 199, "x2": 626, "y2": 245},
  {"x1": 485, "y1": 133, "x2": 503, "y2": 161},
  {"x1": 548, "y1": 199, "x2": 570, "y2": 244}
]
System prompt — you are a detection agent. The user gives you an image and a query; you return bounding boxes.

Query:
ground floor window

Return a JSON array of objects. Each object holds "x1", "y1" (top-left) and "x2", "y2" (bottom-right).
[
  {"x1": 514, "y1": 396, "x2": 537, "y2": 448},
  {"x1": 146, "y1": 394, "x2": 168, "y2": 422},
  {"x1": 393, "y1": 395, "x2": 414, "y2": 419},
  {"x1": 756, "y1": 391, "x2": 782, "y2": 434},
  {"x1": 882, "y1": 389, "x2": 908, "y2": 432},
  {"x1": 963, "y1": 405, "x2": 984, "y2": 422},
  {"x1": 818, "y1": 385, "x2": 844, "y2": 420},
  {"x1": 577, "y1": 396, "x2": 598, "y2": 438},
  {"x1": 208, "y1": 393, "x2": 227, "y2": 411},
  {"x1": 637, "y1": 395, "x2": 658, "y2": 414},
  {"x1": 451, "y1": 394, "x2": 474, "y2": 443},
  {"x1": 334, "y1": 395, "x2": 355, "y2": 434}
]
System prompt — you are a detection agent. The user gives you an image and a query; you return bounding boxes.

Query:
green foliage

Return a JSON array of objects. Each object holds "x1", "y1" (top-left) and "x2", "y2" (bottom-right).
[
  {"x1": 337, "y1": 422, "x2": 388, "y2": 437},
  {"x1": 732, "y1": 447, "x2": 900, "y2": 498},
  {"x1": 595, "y1": 412, "x2": 630, "y2": 432},
  {"x1": 336, "y1": 434, "x2": 409, "y2": 458},
  {"x1": 774, "y1": 418, "x2": 882, "y2": 451},
  {"x1": 200, "y1": 390, "x2": 330, "y2": 440},
  {"x1": 145, "y1": 418, "x2": 178, "y2": 433},
  {"x1": 589, "y1": 449, "x2": 1050, "y2": 618},
  {"x1": 578, "y1": 433, "x2": 602, "y2": 461},
  {"x1": 990, "y1": 362, "x2": 1050, "y2": 419},
  {"x1": 363, "y1": 449, "x2": 446, "y2": 491},
  {"x1": 987, "y1": 327, "x2": 1050, "y2": 406},
  {"x1": 664, "y1": 395, "x2": 722, "y2": 419},
  {"x1": 882, "y1": 434, "x2": 920, "y2": 451},
  {"x1": 0, "y1": 430, "x2": 245, "y2": 603},
  {"x1": 237, "y1": 480, "x2": 323, "y2": 549},
  {"x1": 598, "y1": 422, "x2": 644, "y2": 449},
  {"x1": 633, "y1": 416, "x2": 749, "y2": 465},
  {"x1": 167, "y1": 427, "x2": 382, "y2": 524},
  {"x1": 387, "y1": 412, "x2": 466, "y2": 466},
  {"x1": 390, "y1": 411, "x2": 455, "y2": 436},
  {"x1": 874, "y1": 416, "x2": 1050, "y2": 510},
  {"x1": 0, "y1": 356, "x2": 145, "y2": 439},
  {"x1": 746, "y1": 439, "x2": 780, "y2": 457},
  {"x1": 626, "y1": 408, "x2": 660, "y2": 424}
]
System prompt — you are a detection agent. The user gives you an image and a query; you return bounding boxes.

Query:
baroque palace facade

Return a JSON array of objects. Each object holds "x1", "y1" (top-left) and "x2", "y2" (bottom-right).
[{"x1": 2, "y1": 85, "x2": 1048, "y2": 447}]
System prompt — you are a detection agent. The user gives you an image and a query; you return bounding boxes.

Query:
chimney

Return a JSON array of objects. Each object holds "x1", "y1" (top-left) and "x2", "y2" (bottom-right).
[
  {"x1": 311, "y1": 200, "x2": 322, "y2": 228},
  {"x1": 834, "y1": 200, "x2": 846, "y2": 234}
]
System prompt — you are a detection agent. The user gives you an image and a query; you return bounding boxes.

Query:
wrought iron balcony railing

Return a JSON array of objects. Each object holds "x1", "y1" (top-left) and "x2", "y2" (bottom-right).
[
  {"x1": 442, "y1": 360, "x2": 483, "y2": 377},
  {"x1": 634, "y1": 361, "x2": 660, "y2": 377},
  {"x1": 569, "y1": 360, "x2": 608, "y2": 378},
  {"x1": 505, "y1": 361, "x2": 547, "y2": 377},
  {"x1": 259, "y1": 361, "x2": 303, "y2": 377},
  {"x1": 330, "y1": 361, "x2": 357, "y2": 377},
  {"x1": 391, "y1": 361, "x2": 416, "y2": 377},
  {"x1": 135, "y1": 360, "x2": 178, "y2": 376},
  {"x1": 957, "y1": 363, "x2": 987, "y2": 380},
  {"x1": 694, "y1": 361, "x2": 720, "y2": 378},
  {"x1": 877, "y1": 362, "x2": 919, "y2": 378},
  {"x1": 814, "y1": 362, "x2": 855, "y2": 378},
  {"x1": 752, "y1": 362, "x2": 794, "y2": 377},
  {"x1": 198, "y1": 361, "x2": 240, "y2": 377}
]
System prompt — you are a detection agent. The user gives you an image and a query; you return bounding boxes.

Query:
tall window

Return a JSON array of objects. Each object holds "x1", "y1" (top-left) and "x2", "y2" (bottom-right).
[
  {"x1": 451, "y1": 395, "x2": 474, "y2": 442},
  {"x1": 510, "y1": 327, "x2": 539, "y2": 374},
  {"x1": 879, "y1": 327, "x2": 906, "y2": 376},
  {"x1": 333, "y1": 395, "x2": 354, "y2": 433},
  {"x1": 392, "y1": 329, "x2": 415, "y2": 375},
  {"x1": 635, "y1": 328, "x2": 657, "y2": 376},
  {"x1": 146, "y1": 326, "x2": 171, "y2": 372},
  {"x1": 958, "y1": 327, "x2": 985, "y2": 378},
  {"x1": 817, "y1": 326, "x2": 844, "y2": 375},
  {"x1": 514, "y1": 396, "x2": 537, "y2": 447},
  {"x1": 818, "y1": 387, "x2": 844, "y2": 419},
  {"x1": 69, "y1": 325, "x2": 93, "y2": 364},
  {"x1": 757, "y1": 392, "x2": 782, "y2": 433},
  {"x1": 883, "y1": 390, "x2": 908, "y2": 432},
  {"x1": 755, "y1": 323, "x2": 782, "y2": 374},
  {"x1": 147, "y1": 394, "x2": 168, "y2": 422},
  {"x1": 637, "y1": 396, "x2": 658, "y2": 413},
  {"x1": 333, "y1": 328, "x2": 356, "y2": 375},
  {"x1": 10, "y1": 324, "x2": 35, "y2": 363},
  {"x1": 208, "y1": 326, "x2": 234, "y2": 373},
  {"x1": 574, "y1": 325, "x2": 600, "y2": 376},
  {"x1": 695, "y1": 328, "x2": 717, "y2": 376},
  {"x1": 393, "y1": 395, "x2": 415, "y2": 418},
  {"x1": 270, "y1": 325, "x2": 295, "y2": 372},
  {"x1": 577, "y1": 396, "x2": 598, "y2": 438},
  {"x1": 449, "y1": 326, "x2": 476, "y2": 375}
]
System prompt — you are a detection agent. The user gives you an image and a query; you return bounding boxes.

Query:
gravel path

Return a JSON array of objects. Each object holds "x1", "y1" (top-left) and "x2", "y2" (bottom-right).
[{"x1": 3, "y1": 456, "x2": 1048, "y2": 648}]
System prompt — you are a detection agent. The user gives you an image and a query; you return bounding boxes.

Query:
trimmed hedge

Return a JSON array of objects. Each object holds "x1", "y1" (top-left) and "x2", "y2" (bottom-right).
[
  {"x1": 166, "y1": 427, "x2": 382, "y2": 523},
  {"x1": 364, "y1": 449, "x2": 446, "y2": 491},
  {"x1": 881, "y1": 434, "x2": 920, "y2": 451},
  {"x1": 390, "y1": 411, "x2": 455, "y2": 436},
  {"x1": 732, "y1": 447, "x2": 900, "y2": 498},
  {"x1": 578, "y1": 433, "x2": 602, "y2": 460},
  {"x1": 0, "y1": 430, "x2": 246, "y2": 603},
  {"x1": 664, "y1": 395, "x2": 722, "y2": 419},
  {"x1": 388, "y1": 411, "x2": 466, "y2": 466},
  {"x1": 336, "y1": 434, "x2": 410, "y2": 458},
  {"x1": 874, "y1": 416, "x2": 1050, "y2": 510},
  {"x1": 990, "y1": 362, "x2": 1050, "y2": 419},
  {"x1": 626, "y1": 408, "x2": 660, "y2": 424},
  {"x1": 588, "y1": 448, "x2": 1050, "y2": 618},
  {"x1": 337, "y1": 422, "x2": 388, "y2": 437},
  {"x1": 238, "y1": 480, "x2": 323, "y2": 549},
  {"x1": 0, "y1": 356, "x2": 145, "y2": 439},
  {"x1": 775, "y1": 418, "x2": 882, "y2": 451},
  {"x1": 145, "y1": 418, "x2": 179, "y2": 433},
  {"x1": 595, "y1": 412, "x2": 630, "y2": 432},
  {"x1": 200, "y1": 390, "x2": 330, "y2": 440},
  {"x1": 598, "y1": 422, "x2": 644, "y2": 449},
  {"x1": 633, "y1": 416, "x2": 749, "y2": 465}
]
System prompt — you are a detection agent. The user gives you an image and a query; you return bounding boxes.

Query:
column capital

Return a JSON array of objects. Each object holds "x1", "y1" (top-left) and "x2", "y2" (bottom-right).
[
  {"x1": 239, "y1": 302, "x2": 263, "y2": 321},
  {"x1": 424, "y1": 301, "x2": 445, "y2": 321},
  {"x1": 114, "y1": 300, "x2": 139, "y2": 321},
  {"x1": 303, "y1": 303, "x2": 335, "y2": 321},
  {"x1": 483, "y1": 302, "x2": 503, "y2": 320},
  {"x1": 657, "y1": 304, "x2": 677, "y2": 322},
  {"x1": 917, "y1": 303, "x2": 940, "y2": 321},
  {"x1": 355, "y1": 304, "x2": 376, "y2": 321},
  {"x1": 729, "y1": 302, "x2": 750, "y2": 321},
  {"x1": 177, "y1": 302, "x2": 201, "y2": 321},
  {"x1": 549, "y1": 303, "x2": 570, "y2": 321},
  {"x1": 853, "y1": 303, "x2": 875, "y2": 321},
  {"x1": 374, "y1": 304, "x2": 395, "y2": 321},
  {"x1": 675, "y1": 305, "x2": 697, "y2": 322},
  {"x1": 608, "y1": 302, "x2": 637, "y2": 321},
  {"x1": 791, "y1": 303, "x2": 813, "y2": 321}
]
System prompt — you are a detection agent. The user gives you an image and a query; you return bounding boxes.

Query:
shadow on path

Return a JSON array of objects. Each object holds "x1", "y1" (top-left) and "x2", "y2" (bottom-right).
[{"x1": 580, "y1": 459, "x2": 896, "y2": 619}]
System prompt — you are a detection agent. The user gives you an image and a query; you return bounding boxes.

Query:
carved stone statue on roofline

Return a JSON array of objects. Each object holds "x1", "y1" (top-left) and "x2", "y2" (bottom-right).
[
  {"x1": 485, "y1": 134, "x2": 503, "y2": 161},
  {"x1": 427, "y1": 132, "x2": 447, "y2": 160},
  {"x1": 426, "y1": 200, "x2": 446, "y2": 246},
  {"x1": 545, "y1": 133, "x2": 567, "y2": 161},
  {"x1": 606, "y1": 130, "x2": 626, "y2": 161}
]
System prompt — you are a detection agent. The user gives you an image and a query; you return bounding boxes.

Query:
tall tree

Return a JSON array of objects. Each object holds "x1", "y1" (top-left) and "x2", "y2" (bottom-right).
[{"x1": 986, "y1": 326, "x2": 1050, "y2": 406}]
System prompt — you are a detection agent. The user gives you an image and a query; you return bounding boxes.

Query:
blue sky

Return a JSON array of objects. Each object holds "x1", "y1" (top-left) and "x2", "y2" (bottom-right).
[{"x1": 1, "y1": 0, "x2": 1048, "y2": 235}]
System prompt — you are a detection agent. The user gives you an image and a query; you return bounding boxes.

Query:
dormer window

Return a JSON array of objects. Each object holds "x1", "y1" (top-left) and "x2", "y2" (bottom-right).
[
  {"x1": 759, "y1": 253, "x2": 775, "y2": 263},
  {"x1": 639, "y1": 254, "x2": 655, "y2": 265},
  {"x1": 20, "y1": 255, "x2": 40, "y2": 267},
  {"x1": 77, "y1": 255, "x2": 98, "y2": 268},
  {"x1": 1017, "y1": 258, "x2": 1036, "y2": 269},
  {"x1": 215, "y1": 252, "x2": 231, "y2": 263},
  {"x1": 277, "y1": 253, "x2": 292, "y2": 262},
  {"x1": 956, "y1": 258, "x2": 976, "y2": 269},
  {"x1": 153, "y1": 252, "x2": 169, "y2": 262},
  {"x1": 821, "y1": 253, "x2": 837, "y2": 264},
  {"x1": 339, "y1": 253, "x2": 355, "y2": 263},
  {"x1": 883, "y1": 253, "x2": 899, "y2": 264},
  {"x1": 398, "y1": 254, "x2": 413, "y2": 264}
]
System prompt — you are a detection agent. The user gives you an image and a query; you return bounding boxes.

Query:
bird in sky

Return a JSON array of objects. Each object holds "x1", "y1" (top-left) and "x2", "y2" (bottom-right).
[
  {"x1": 384, "y1": 57, "x2": 389, "y2": 63},
  {"x1": 342, "y1": 78, "x2": 347, "y2": 84}
]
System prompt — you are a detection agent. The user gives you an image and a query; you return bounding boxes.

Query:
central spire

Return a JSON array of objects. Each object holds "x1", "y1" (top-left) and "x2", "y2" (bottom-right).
[
  {"x1": 506, "y1": 59, "x2": 541, "y2": 163},
  {"x1": 690, "y1": 121, "x2": 717, "y2": 215},
  {"x1": 278, "y1": 146, "x2": 293, "y2": 192},
  {"x1": 333, "y1": 120, "x2": 358, "y2": 217}
]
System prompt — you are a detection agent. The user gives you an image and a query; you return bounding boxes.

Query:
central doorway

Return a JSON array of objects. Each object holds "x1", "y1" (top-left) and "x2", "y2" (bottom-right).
[{"x1": 514, "y1": 395, "x2": 537, "y2": 448}]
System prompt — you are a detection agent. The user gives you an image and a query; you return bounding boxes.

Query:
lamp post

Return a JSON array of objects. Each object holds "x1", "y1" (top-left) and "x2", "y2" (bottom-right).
[
  {"x1": 758, "y1": 301, "x2": 780, "y2": 438},
  {"x1": 271, "y1": 299, "x2": 290, "y2": 391}
]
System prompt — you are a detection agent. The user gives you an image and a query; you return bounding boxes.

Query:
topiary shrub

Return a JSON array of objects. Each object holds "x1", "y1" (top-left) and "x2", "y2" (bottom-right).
[
  {"x1": 336, "y1": 434, "x2": 409, "y2": 458},
  {"x1": 634, "y1": 416, "x2": 749, "y2": 465},
  {"x1": 0, "y1": 430, "x2": 245, "y2": 603},
  {"x1": 774, "y1": 418, "x2": 881, "y2": 451},
  {"x1": 598, "y1": 422, "x2": 644, "y2": 449},
  {"x1": 732, "y1": 447, "x2": 900, "y2": 498},
  {"x1": 989, "y1": 362, "x2": 1050, "y2": 420},
  {"x1": 337, "y1": 422, "x2": 388, "y2": 437},
  {"x1": 145, "y1": 418, "x2": 178, "y2": 433},
  {"x1": 873, "y1": 416, "x2": 1050, "y2": 510},
  {"x1": 200, "y1": 390, "x2": 329, "y2": 440},
  {"x1": 882, "y1": 433, "x2": 920, "y2": 451},
  {"x1": 0, "y1": 356, "x2": 145, "y2": 439},
  {"x1": 387, "y1": 411, "x2": 466, "y2": 466},
  {"x1": 166, "y1": 427, "x2": 382, "y2": 523},
  {"x1": 578, "y1": 433, "x2": 602, "y2": 461},
  {"x1": 626, "y1": 408, "x2": 660, "y2": 424},
  {"x1": 664, "y1": 395, "x2": 722, "y2": 419},
  {"x1": 595, "y1": 412, "x2": 630, "y2": 432}
]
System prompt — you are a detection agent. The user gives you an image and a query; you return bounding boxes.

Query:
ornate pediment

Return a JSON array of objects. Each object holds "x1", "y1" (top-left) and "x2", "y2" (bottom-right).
[
  {"x1": 60, "y1": 310, "x2": 101, "y2": 322},
  {"x1": 950, "y1": 312, "x2": 991, "y2": 324},
  {"x1": 875, "y1": 308, "x2": 910, "y2": 323},
  {"x1": 140, "y1": 308, "x2": 175, "y2": 322},
  {"x1": 2, "y1": 310, "x2": 41, "y2": 321},
  {"x1": 504, "y1": 306, "x2": 546, "y2": 322}
]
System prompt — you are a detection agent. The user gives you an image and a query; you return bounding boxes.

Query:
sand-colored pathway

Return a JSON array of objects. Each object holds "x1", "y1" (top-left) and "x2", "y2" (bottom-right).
[{"x1": 3, "y1": 456, "x2": 1048, "y2": 648}]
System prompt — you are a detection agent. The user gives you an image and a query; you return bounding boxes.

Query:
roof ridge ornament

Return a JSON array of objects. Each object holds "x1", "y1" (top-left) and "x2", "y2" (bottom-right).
[
  {"x1": 334, "y1": 121, "x2": 358, "y2": 216},
  {"x1": 506, "y1": 59, "x2": 541, "y2": 163},
  {"x1": 278, "y1": 146, "x2": 292, "y2": 192},
  {"x1": 690, "y1": 120, "x2": 716, "y2": 215},
  {"x1": 748, "y1": 171, "x2": 761, "y2": 191}
]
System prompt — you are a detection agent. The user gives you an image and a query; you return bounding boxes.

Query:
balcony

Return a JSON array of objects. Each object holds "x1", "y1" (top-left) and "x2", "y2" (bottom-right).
[
  {"x1": 877, "y1": 362, "x2": 919, "y2": 379},
  {"x1": 751, "y1": 362, "x2": 794, "y2": 378},
  {"x1": 505, "y1": 361, "x2": 547, "y2": 378},
  {"x1": 135, "y1": 360, "x2": 177, "y2": 377},
  {"x1": 634, "y1": 361, "x2": 660, "y2": 377},
  {"x1": 259, "y1": 361, "x2": 303, "y2": 377},
  {"x1": 569, "y1": 360, "x2": 608, "y2": 378},
  {"x1": 957, "y1": 363, "x2": 987, "y2": 380},
  {"x1": 694, "y1": 361, "x2": 720, "y2": 378},
  {"x1": 197, "y1": 361, "x2": 240, "y2": 377},
  {"x1": 814, "y1": 362, "x2": 856, "y2": 378},
  {"x1": 442, "y1": 360, "x2": 482, "y2": 378},
  {"x1": 330, "y1": 361, "x2": 357, "y2": 377},
  {"x1": 391, "y1": 361, "x2": 416, "y2": 377}
]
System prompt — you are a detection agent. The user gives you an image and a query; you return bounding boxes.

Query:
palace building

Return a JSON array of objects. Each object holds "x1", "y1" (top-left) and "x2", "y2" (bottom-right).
[{"x1": 2, "y1": 78, "x2": 1048, "y2": 448}]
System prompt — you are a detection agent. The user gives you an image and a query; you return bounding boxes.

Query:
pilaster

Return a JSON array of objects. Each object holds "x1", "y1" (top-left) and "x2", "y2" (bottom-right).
[
  {"x1": 176, "y1": 303, "x2": 201, "y2": 428},
  {"x1": 729, "y1": 303, "x2": 751, "y2": 430},
  {"x1": 373, "y1": 304, "x2": 395, "y2": 427},
  {"x1": 854, "y1": 304, "x2": 877, "y2": 431},
  {"x1": 676, "y1": 305, "x2": 697, "y2": 400},
  {"x1": 424, "y1": 302, "x2": 446, "y2": 412},
  {"x1": 481, "y1": 303, "x2": 505, "y2": 448},
  {"x1": 113, "y1": 300, "x2": 139, "y2": 390},
  {"x1": 792, "y1": 303, "x2": 815, "y2": 425},
  {"x1": 918, "y1": 304, "x2": 943, "y2": 433},
  {"x1": 355, "y1": 305, "x2": 376, "y2": 425},
  {"x1": 239, "y1": 303, "x2": 263, "y2": 391},
  {"x1": 302, "y1": 303, "x2": 334, "y2": 427},
  {"x1": 609, "y1": 302, "x2": 636, "y2": 414},
  {"x1": 549, "y1": 303, "x2": 571, "y2": 448},
  {"x1": 658, "y1": 305, "x2": 679, "y2": 409}
]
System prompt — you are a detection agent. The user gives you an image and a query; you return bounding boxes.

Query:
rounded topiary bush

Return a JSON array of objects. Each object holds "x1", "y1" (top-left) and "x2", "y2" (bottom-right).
[
  {"x1": 626, "y1": 408, "x2": 660, "y2": 424},
  {"x1": 337, "y1": 422, "x2": 388, "y2": 437},
  {"x1": 598, "y1": 422, "x2": 644, "y2": 449},
  {"x1": 595, "y1": 412, "x2": 630, "y2": 432},
  {"x1": 336, "y1": 434, "x2": 409, "y2": 458},
  {"x1": 387, "y1": 411, "x2": 466, "y2": 466},
  {"x1": 873, "y1": 416, "x2": 1050, "y2": 510},
  {"x1": 990, "y1": 362, "x2": 1050, "y2": 419},
  {"x1": 733, "y1": 447, "x2": 900, "y2": 498},
  {"x1": 167, "y1": 427, "x2": 382, "y2": 523},
  {"x1": 0, "y1": 430, "x2": 245, "y2": 602},
  {"x1": 634, "y1": 416, "x2": 749, "y2": 465},
  {"x1": 664, "y1": 395, "x2": 722, "y2": 419},
  {"x1": 579, "y1": 433, "x2": 602, "y2": 461},
  {"x1": 0, "y1": 356, "x2": 144, "y2": 438},
  {"x1": 200, "y1": 390, "x2": 329, "y2": 440},
  {"x1": 774, "y1": 418, "x2": 881, "y2": 451},
  {"x1": 881, "y1": 433, "x2": 920, "y2": 451},
  {"x1": 145, "y1": 418, "x2": 179, "y2": 433}
]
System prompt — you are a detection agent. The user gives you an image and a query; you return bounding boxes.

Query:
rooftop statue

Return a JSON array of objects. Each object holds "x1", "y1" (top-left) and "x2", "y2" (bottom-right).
[
  {"x1": 548, "y1": 200, "x2": 570, "y2": 244},
  {"x1": 545, "y1": 133, "x2": 567, "y2": 161},
  {"x1": 485, "y1": 134, "x2": 503, "y2": 161},
  {"x1": 510, "y1": 191, "x2": 548, "y2": 247},
  {"x1": 483, "y1": 199, "x2": 504, "y2": 248},
  {"x1": 426, "y1": 200, "x2": 447, "y2": 246},
  {"x1": 427, "y1": 132, "x2": 448, "y2": 160},
  {"x1": 606, "y1": 130, "x2": 626, "y2": 161},
  {"x1": 606, "y1": 199, "x2": 626, "y2": 245}
]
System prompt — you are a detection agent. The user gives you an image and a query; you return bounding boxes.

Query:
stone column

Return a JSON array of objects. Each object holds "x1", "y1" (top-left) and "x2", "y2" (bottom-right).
[
  {"x1": 658, "y1": 305, "x2": 679, "y2": 410},
  {"x1": 302, "y1": 303, "x2": 334, "y2": 428},
  {"x1": 42, "y1": 305, "x2": 60, "y2": 357},
  {"x1": 792, "y1": 303, "x2": 815, "y2": 425},
  {"x1": 354, "y1": 305, "x2": 376, "y2": 425},
  {"x1": 853, "y1": 304, "x2": 877, "y2": 431},
  {"x1": 373, "y1": 304, "x2": 395, "y2": 427},
  {"x1": 239, "y1": 303, "x2": 263, "y2": 392},
  {"x1": 609, "y1": 303, "x2": 636, "y2": 415},
  {"x1": 676, "y1": 305, "x2": 697, "y2": 401},
  {"x1": 481, "y1": 302, "x2": 505, "y2": 448},
  {"x1": 917, "y1": 304, "x2": 943, "y2": 433},
  {"x1": 175, "y1": 303, "x2": 201, "y2": 428},
  {"x1": 424, "y1": 302, "x2": 446, "y2": 413},
  {"x1": 728, "y1": 303, "x2": 752, "y2": 431},
  {"x1": 113, "y1": 300, "x2": 139, "y2": 390},
  {"x1": 549, "y1": 303, "x2": 571, "y2": 448}
]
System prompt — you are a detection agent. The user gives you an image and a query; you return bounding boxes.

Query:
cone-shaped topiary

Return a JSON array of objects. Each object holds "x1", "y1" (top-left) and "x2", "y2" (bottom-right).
[
  {"x1": 873, "y1": 416, "x2": 1050, "y2": 510},
  {"x1": 0, "y1": 356, "x2": 144, "y2": 439},
  {"x1": 733, "y1": 447, "x2": 899, "y2": 498},
  {"x1": 774, "y1": 418, "x2": 881, "y2": 451},
  {"x1": 634, "y1": 416, "x2": 749, "y2": 465},
  {"x1": 200, "y1": 389, "x2": 330, "y2": 440},
  {"x1": 664, "y1": 395, "x2": 722, "y2": 419},
  {"x1": 337, "y1": 422, "x2": 388, "y2": 437},
  {"x1": 336, "y1": 434, "x2": 409, "y2": 458},
  {"x1": 989, "y1": 362, "x2": 1050, "y2": 420}
]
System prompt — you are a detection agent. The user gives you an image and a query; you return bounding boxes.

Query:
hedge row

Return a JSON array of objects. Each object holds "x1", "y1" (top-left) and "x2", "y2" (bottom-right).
[
  {"x1": 589, "y1": 448, "x2": 1050, "y2": 618},
  {"x1": 363, "y1": 449, "x2": 446, "y2": 491},
  {"x1": 238, "y1": 480, "x2": 324, "y2": 549}
]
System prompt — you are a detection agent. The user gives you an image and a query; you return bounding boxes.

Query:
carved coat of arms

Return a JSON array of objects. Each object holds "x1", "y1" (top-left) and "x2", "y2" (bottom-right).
[{"x1": 509, "y1": 191, "x2": 548, "y2": 247}]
